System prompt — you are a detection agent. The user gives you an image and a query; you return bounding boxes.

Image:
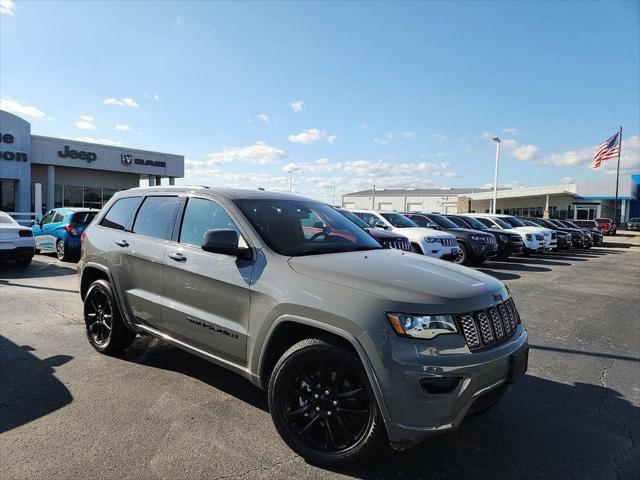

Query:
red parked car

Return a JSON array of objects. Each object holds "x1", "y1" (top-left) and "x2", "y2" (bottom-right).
[{"x1": 595, "y1": 217, "x2": 617, "y2": 235}]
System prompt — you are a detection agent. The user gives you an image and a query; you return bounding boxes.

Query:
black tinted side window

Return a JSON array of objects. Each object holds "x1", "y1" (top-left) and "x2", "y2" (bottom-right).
[
  {"x1": 132, "y1": 196, "x2": 179, "y2": 240},
  {"x1": 100, "y1": 197, "x2": 141, "y2": 231}
]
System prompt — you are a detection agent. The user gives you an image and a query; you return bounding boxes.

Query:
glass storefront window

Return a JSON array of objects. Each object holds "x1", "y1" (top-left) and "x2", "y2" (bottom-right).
[
  {"x1": 103, "y1": 188, "x2": 118, "y2": 204},
  {"x1": 63, "y1": 185, "x2": 84, "y2": 207},
  {"x1": 1, "y1": 179, "x2": 16, "y2": 211},
  {"x1": 55, "y1": 185, "x2": 63, "y2": 208},
  {"x1": 84, "y1": 187, "x2": 102, "y2": 209}
]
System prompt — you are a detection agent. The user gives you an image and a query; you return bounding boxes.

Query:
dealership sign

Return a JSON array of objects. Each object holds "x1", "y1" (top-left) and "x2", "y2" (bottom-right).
[
  {"x1": 0, "y1": 132, "x2": 28, "y2": 162},
  {"x1": 58, "y1": 145, "x2": 97, "y2": 163},
  {"x1": 120, "y1": 152, "x2": 166, "y2": 168}
]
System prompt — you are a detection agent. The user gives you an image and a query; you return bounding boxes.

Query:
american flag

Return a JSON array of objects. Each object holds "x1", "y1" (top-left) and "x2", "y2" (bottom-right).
[{"x1": 594, "y1": 131, "x2": 621, "y2": 168}]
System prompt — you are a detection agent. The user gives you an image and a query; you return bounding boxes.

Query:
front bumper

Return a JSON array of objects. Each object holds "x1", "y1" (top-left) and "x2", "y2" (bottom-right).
[
  {"x1": 470, "y1": 242, "x2": 498, "y2": 259},
  {"x1": 363, "y1": 326, "x2": 528, "y2": 448}
]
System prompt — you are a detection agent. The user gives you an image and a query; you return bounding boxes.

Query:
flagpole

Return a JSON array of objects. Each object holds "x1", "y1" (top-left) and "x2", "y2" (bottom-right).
[{"x1": 613, "y1": 126, "x2": 622, "y2": 226}]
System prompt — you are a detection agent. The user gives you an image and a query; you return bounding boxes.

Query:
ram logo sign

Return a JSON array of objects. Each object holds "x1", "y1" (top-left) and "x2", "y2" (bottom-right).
[{"x1": 121, "y1": 153, "x2": 134, "y2": 166}]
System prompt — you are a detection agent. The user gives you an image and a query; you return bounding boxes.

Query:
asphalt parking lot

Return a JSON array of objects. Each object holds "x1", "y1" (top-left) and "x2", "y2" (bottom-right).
[{"x1": 1, "y1": 234, "x2": 639, "y2": 480}]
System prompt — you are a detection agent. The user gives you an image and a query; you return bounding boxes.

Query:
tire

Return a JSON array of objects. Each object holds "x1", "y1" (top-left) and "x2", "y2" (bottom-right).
[
  {"x1": 15, "y1": 256, "x2": 33, "y2": 266},
  {"x1": 454, "y1": 243, "x2": 469, "y2": 265},
  {"x1": 268, "y1": 338, "x2": 385, "y2": 467},
  {"x1": 56, "y1": 240, "x2": 68, "y2": 261},
  {"x1": 83, "y1": 279, "x2": 136, "y2": 354},
  {"x1": 35, "y1": 249, "x2": 41, "y2": 255}
]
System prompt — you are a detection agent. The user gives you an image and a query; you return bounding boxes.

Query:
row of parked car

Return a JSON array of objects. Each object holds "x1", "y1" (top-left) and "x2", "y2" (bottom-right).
[
  {"x1": 0, "y1": 204, "x2": 616, "y2": 269},
  {"x1": 336, "y1": 209, "x2": 609, "y2": 266}
]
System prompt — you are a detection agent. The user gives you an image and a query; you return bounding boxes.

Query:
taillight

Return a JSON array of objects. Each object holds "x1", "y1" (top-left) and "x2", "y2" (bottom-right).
[
  {"x1": 64, "y1": 224, "x2": 79, "y2": 236},
  {"x1": 19, "y1": 230, "x2": 33, "y2": 237}
]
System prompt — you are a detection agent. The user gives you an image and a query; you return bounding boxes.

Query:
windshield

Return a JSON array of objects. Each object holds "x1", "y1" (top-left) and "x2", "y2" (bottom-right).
[
  {"x1": 427, "y1": 214, "x2": 458, "y2": 228},
  {"x1": 457, "y1": 216, "x2": 488, "y2": 230},
  {"x1": 563, "y1": 220, "x2": 581, "y2": 228},
  {"x1": 0, "y1": 212, "x2": 16, "y2": 224},
  {"x1": 337, "y1": 208, "x2": 369, "y2": 229},
  {"x1": 234, "y1": 199, "x2": 382, "y2": 256},
  {"x1": 502, "y1": 216, "x2": 526, "y2": 227},
  {"x1": 380, "y1": 212, "x2": 417, "y2": 228},
  {"x1": 489, "y1": 217, "x2": 512, "y2": 229},
  {"x1": 548, "y1": 219, "x2": 565, "y2": 228}
]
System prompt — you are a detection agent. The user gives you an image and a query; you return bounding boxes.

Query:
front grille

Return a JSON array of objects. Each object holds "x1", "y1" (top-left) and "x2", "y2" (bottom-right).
[
  {"x1": 383, "y1": 239, "x2": 411, "y2": 251},
  {"x1": 438, "y1": 237, "x2": 457, "y2": 247},
  {"x1": 455, "y1": 298, "x2": 521, "y2": 351},
  {"x1": 510, "y1": 235, "x2": 523, "y2": 243},
  {"x1": 535, "y1": 234, "x2": 544, "y2": 241}
]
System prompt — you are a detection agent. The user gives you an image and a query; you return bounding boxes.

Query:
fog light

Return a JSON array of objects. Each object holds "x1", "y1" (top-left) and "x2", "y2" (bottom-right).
[{"x1": 420, "y1": 377, "x2": 461, "y2": 395}]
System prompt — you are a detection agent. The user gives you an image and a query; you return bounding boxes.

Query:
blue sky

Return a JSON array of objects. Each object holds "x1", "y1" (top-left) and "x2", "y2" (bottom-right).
[{"x1": 1, "y1": 0, "x2": 639, "y2": 203}]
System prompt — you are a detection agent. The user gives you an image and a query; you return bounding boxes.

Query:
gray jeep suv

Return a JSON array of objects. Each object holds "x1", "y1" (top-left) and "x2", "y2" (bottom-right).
[{"x1": 78, "y1": 186, "x2": 529, "y2": 466}]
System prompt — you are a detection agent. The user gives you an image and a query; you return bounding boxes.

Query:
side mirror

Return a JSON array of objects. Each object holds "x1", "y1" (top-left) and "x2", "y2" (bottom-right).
[
  {"x1": 30, "y1": 220, "x2": 37, "y2": 227},
  {"x1": 374, "y1": 220, "x2": 387, "y2": 230},
  {"x1": 201, "y1": 229, "x2": 251, "y2": 259},
  {"x1": 427, "y1": 222, "x2": 440, "y2": 230},
  {"x1": 312, "y1": 221, "x2": 324, "y2": 229}
]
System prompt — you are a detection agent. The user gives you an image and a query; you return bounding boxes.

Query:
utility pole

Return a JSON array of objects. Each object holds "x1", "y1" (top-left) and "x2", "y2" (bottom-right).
[
  {"x1": 491, "y1": 136, "x2": 501, "y2": 214},
  {"x1": 287, "y1": 170, "x2": 293, "y2": 193}
]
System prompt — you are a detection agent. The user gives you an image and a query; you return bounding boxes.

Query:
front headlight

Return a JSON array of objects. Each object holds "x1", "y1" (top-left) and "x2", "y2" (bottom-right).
[
  {"x1": 386, "y1": 313, "x2": 457, "y2": 339},
  {"x1": 423, "y1": 236, "x2": 438, "y2": 243},
  {"x1": 526, "y1": 234, "x2": 533, "y2": 241},
  {"x1": 470, "y1": 235, "x2": 484, "y2": 242},
  {"x1": 499, "y1": 234, "x2": 508, "y2": 242}
]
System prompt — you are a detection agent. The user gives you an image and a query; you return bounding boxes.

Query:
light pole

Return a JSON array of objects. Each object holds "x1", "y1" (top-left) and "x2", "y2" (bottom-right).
[
  {"x1": 287, "y1": 170, "x2": 293, "y2": 193},
  {"x1": 491, "y1": 136, "x2": 501, "y2": 214}
]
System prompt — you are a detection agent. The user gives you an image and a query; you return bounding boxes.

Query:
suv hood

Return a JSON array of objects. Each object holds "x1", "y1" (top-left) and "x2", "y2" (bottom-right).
[
  {"x1": 392, "y1": 227, "x2": 455, "y2": 242},
  {"x1": 288, "y1": 249, "x2": 507, "y2": 310},
  {"x1": 364, "y1": 228, "x2": 407, "y2": 240}
]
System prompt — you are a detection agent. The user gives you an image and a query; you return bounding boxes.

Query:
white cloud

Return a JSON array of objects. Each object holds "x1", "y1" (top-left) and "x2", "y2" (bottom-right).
[
  {"x1": 0, "y1": 0, "x2": 15, "y2": 15},
  {"x1": 256, "y1": 113, "x2": 271, "y2": 124},
  {"x1": 502, "y1": 127, "x2": 520, "y2": 135},
  {"x1": 71, "y1": 136, "x2": 122, "y2": 146},
  {"x1": 115, "y1": 124, "x2": 132, "y2": 131},
  {"x1": 401, "y1": 131, "x2": 416, "y2": 139},
  {"x1": 76, "y1": 120, "x2": 96, "y2": 130},
  {"x1": 288, "y1": 128, "x2": 336, "y2": 145},
  {"x1": 513, "y1": 144, "x2": 539, "y2": 161},
  {"x1": 79, "y1": 115, "x2": 94, "y2": 122},
  {"x1": 373, "y1": 132, "x2": 393, "y2": 144},
  {"x1": 0, "y1": 96, "x2": 46, "y2": 118},
  {"x1": 103, "y1": 97, "x2": 139, "y2": 108},
  {"x1": 290, "y1": 100, "x2": 304, "y2": 112},
  {"x1": 559, "y1": 176, "x2": 575, "y2": 185},
  {"x1": 433, "y1": 133, "x2": 449, "y2": 142},
  {"x1": 282, "y1": 158, "x2": 342, "y2": 173},
  {"x1": 207, "y1": 141, "x2": 286, "y2": 165}
]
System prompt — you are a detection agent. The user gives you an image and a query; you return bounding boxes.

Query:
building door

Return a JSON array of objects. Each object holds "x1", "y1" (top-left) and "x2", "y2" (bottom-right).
[
  {"x1": 378, "y1": 202, "x2": 393, "y2": 211},
  {"x1": 576, "y1": 207, "x2": 596, "y2": 220}
]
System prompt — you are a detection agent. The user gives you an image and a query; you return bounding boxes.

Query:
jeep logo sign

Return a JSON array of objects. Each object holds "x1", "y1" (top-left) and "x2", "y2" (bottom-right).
[
  {"x1": 57, "y1": 145, "x2": 97, "y2": 163},
  {"x1": 121, "y1": 153, "x2": 134, "y2": 166}
]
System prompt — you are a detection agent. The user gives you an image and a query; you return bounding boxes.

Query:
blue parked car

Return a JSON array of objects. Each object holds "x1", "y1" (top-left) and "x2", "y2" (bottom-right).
[{"x1": 32, "y1": 208, "x2": 98, "y2": 261}]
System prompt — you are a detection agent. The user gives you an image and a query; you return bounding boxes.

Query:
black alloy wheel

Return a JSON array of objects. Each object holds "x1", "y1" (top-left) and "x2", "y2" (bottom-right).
[
  {"x1": 269, "y1": 338, "x2": 384, "y2": 466},
  {"x1": 85, "y1": 287, "x2": 114, "y2": 346},
  {"x1": 83, "y1": 280, "x2": 136, "y2": 354}
]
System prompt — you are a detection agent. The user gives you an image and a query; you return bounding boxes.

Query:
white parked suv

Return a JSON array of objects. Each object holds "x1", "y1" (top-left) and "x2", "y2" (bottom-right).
[
  {"x1": 0, "y1": 211, "x2": 35, "y2": 266},
  {"x1": 477, "y1": 214, "x2": 556, "y2": 251},
  {"x1": 467, "y1": 214, "x2": 544, "y2": 255},
  {"x1": 350, "y1": 210, "x2": 459, "y2": 260}
]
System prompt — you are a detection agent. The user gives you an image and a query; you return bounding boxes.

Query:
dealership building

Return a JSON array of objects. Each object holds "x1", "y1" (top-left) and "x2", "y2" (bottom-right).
[
  {"x1": 0, "y1": 110, "x2": 184, "y2": 220},
  {"x1": 342, "y1": 175, "x2": 639, "y2": 222}
]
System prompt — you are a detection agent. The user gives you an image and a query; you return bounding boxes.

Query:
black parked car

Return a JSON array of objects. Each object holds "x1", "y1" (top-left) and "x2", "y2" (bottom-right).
[
  {"x1": 519, "y1": 217, "x2": 573, "y2": 250},
  {"x1": 336, "y1": 208, "x2": 411, "y2": 251},
  {"x1": 557, "y1": 220, "x2": 598, "y2": 247},
  {"x1": 445, "y1": 214, "x2": 524, "y2": 260},
  {"x1": 572, "y1": 220, "x2": 604, "y2": 245},
  {"x1": 628, "y1": 217, "x2": 640, "y2": 231},
  {"x1": 402, "y1": 212, "x2": 497, "y2": 265},
  {"x1": 545, "y1": 219, "x2": 590, "y2": 248}
]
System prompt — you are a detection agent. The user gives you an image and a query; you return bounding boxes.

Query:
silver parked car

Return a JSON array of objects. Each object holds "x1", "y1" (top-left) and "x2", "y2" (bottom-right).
[{"x1": 78, "y1": 186, "x2": 529, "y2": 466}]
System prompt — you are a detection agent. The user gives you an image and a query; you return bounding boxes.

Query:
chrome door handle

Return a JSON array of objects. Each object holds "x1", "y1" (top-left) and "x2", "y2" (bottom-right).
[
  {"x1": 168, "y1": 253, "x2": 186, "y2": 261},
  {"x1": 114, "y1": 240, "x2": 129, "y2": 247}
]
